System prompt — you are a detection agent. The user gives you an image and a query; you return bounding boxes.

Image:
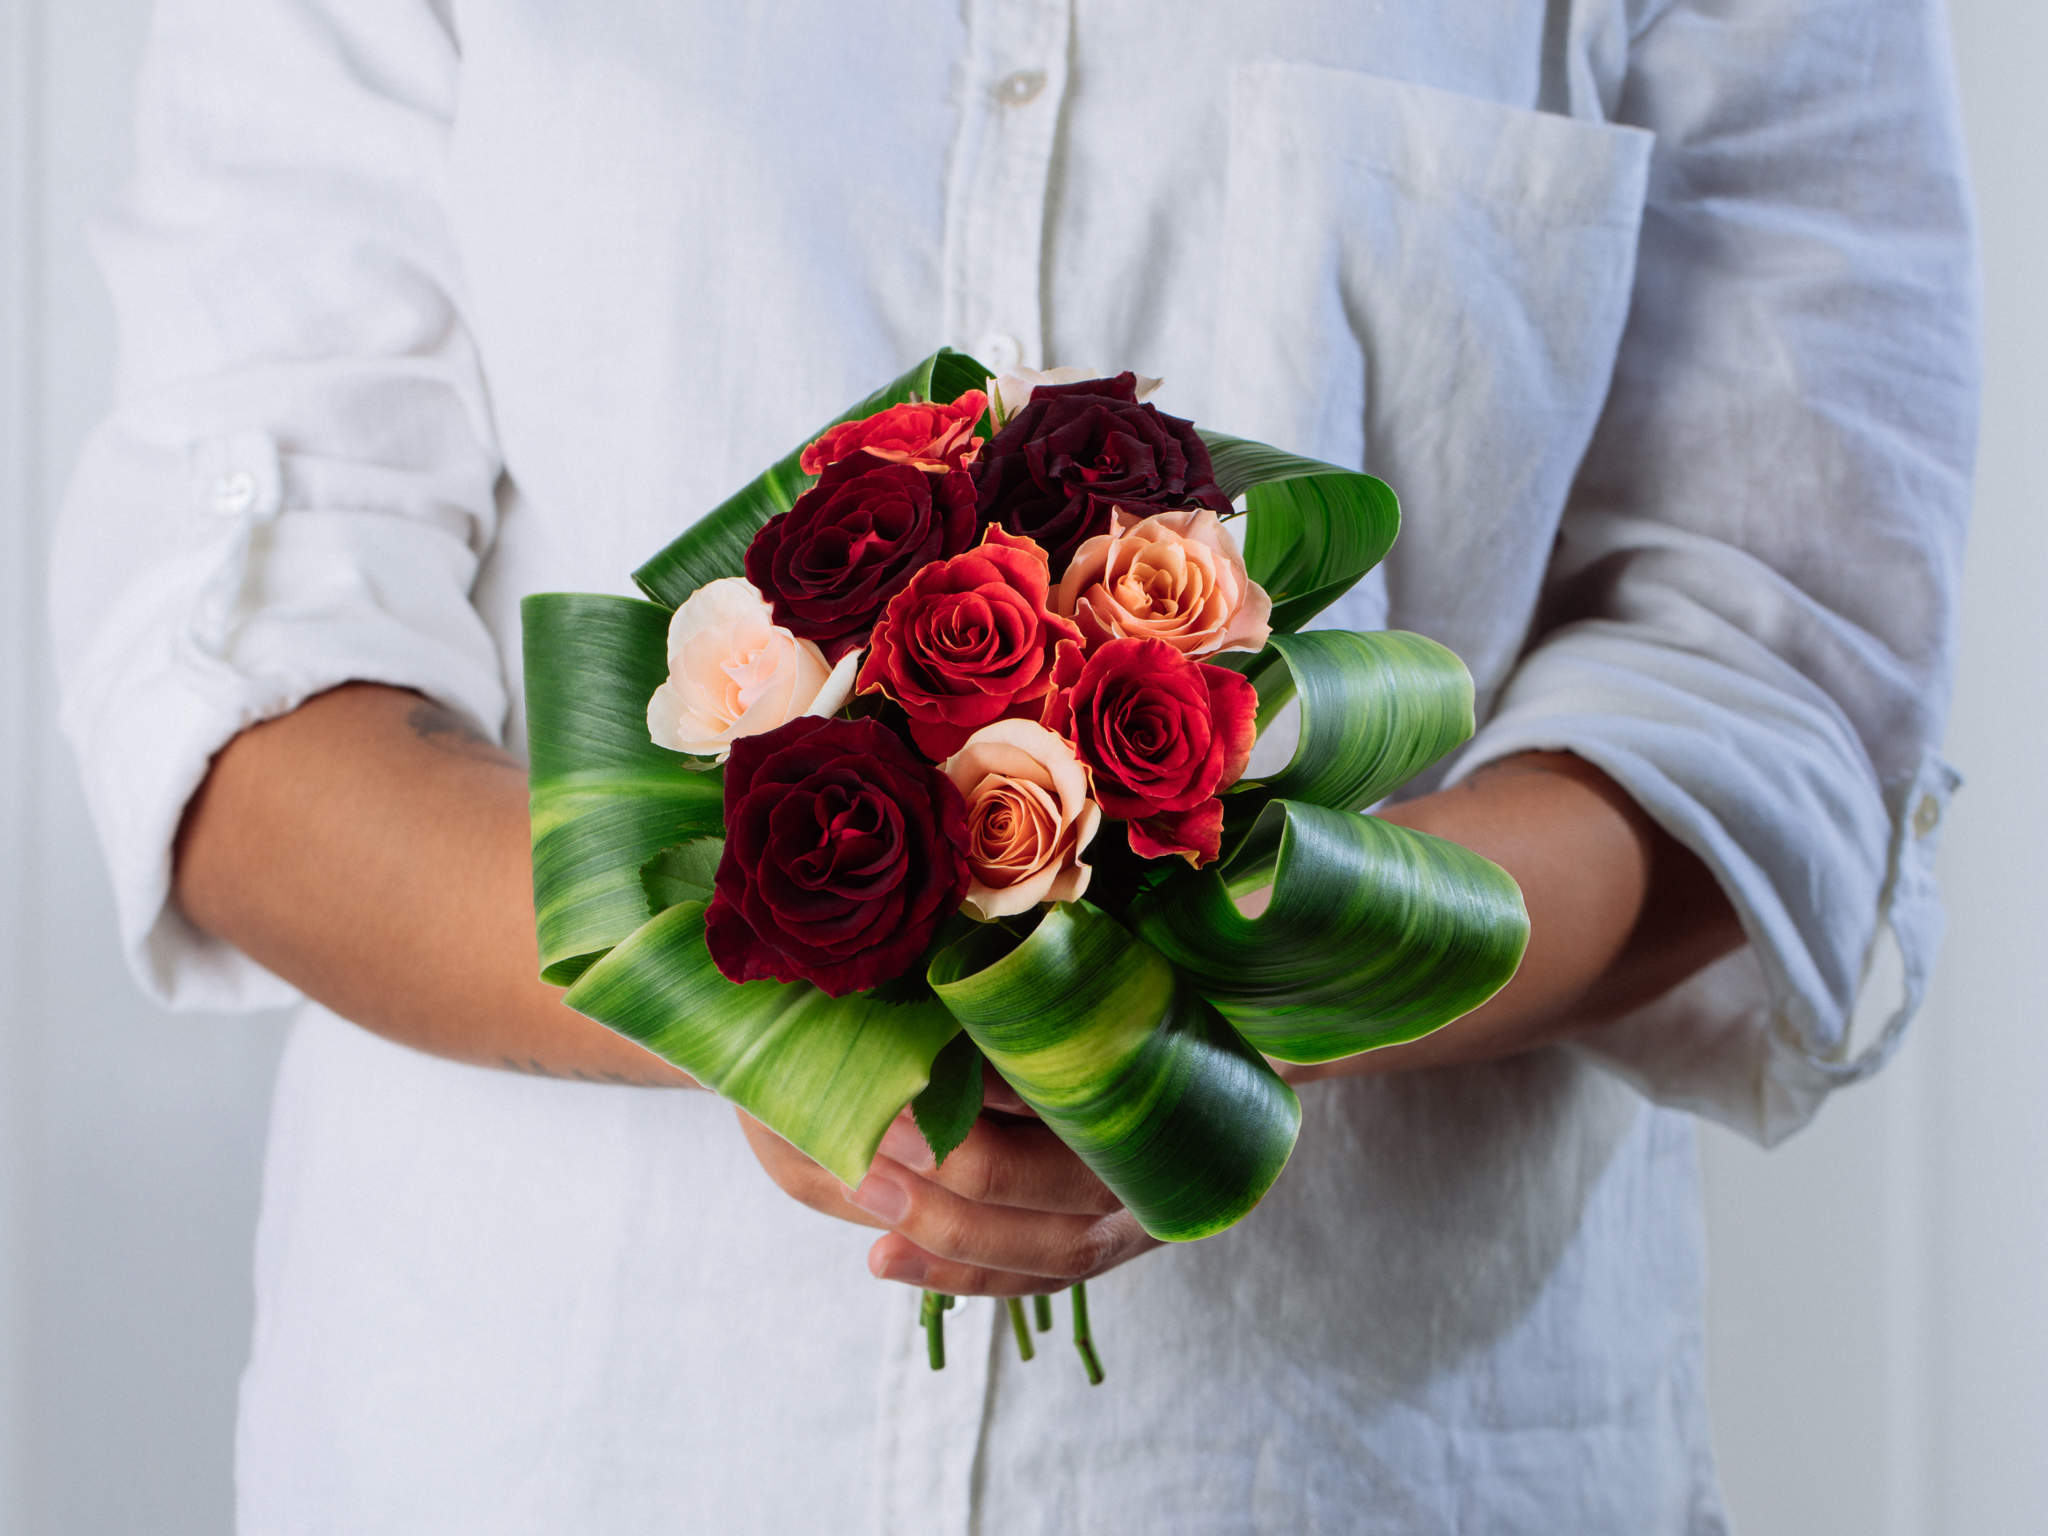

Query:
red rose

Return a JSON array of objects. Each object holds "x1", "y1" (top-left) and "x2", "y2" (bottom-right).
[
  {"x1": 974, "y1": 372, "x2": 1232, "y2": 574},
  {"x1": 705, "y1": 715, "x2": 971, "y2": 996},
  {"x1": 745, "y1": 455, "x2": 978, "y2": 662},
  {"x1": 1041, "y1": 636, "x2": 1256, "y2": 866},
  {"x1": 798, "y1": 391, "x2": 988, "y2": 476},
  {"x1": 856, "y1": 527, "x2": 1084, "y2": 761}
]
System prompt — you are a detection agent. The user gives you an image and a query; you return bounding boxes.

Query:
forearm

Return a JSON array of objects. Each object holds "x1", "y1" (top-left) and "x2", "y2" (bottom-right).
[
  {"x1": 1291, "y1": 751, "x2": 1744, "y2": 1081},
  {"x1": 171, "y1": 682, "x2": 694, "y2": 1087}
]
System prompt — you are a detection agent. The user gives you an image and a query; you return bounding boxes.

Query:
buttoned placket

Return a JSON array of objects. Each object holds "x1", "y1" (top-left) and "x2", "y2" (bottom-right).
[
  {"x1": 940, "y1": 0, "x2": 1073, "y2": 379},
  {"x1": 873, "y1": 9, "x2": 1075, "y2": 1529}
]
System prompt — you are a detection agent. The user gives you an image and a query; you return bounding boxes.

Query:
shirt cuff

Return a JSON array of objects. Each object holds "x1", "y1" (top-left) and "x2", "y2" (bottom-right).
[
  {"x1": 1443, "y1": 626, "x2": 1958, "y2": 1145},
  {"x1": 57, "y1": 433, "x2": 507, "y2": 1013}
]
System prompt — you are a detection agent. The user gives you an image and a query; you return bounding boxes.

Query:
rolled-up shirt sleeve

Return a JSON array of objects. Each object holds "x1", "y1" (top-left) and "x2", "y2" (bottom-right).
[
  {"x1": 1447, "y1": 0, "x2": 1978, "y2": 1142},
  {"x1": 49, "y1": 0, "x2": 505, "y2": 1012}
]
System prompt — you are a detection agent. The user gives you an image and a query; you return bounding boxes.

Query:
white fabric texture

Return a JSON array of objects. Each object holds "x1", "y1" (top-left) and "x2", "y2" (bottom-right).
[{"x1": 47, "y1": 0, "x2": 1974, "y2": 1532}]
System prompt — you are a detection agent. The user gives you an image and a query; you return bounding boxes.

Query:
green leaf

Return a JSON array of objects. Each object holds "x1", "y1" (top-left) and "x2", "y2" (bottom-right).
[
  {"x1": 522, "y1": 593, "x2": 725, "y2": 986},
  {"x1": 929, "y1": 904, "x2": 1300, "y2": 1242},
  {"x1": 1240, "y1": 630, "x2": 1475, "y2": 813},
  {"x1": 1133, "y1": 800, "x2": 1528, "y2": 1064},
  {"x1": 911, "y1": 1032, "x2": 985, "y2": 1169},
  {"x1": 563, "y1": 901, "x2": 961, "y2": 1187},
  {"x1": 640, "y1": 837, "x2": 725, "y2": 915},
  {"x1": 1200, "y1": 430, "x2": 1400, "y2": 634},
  {"x1": 631, "y1": 348, "x2": 992, "y2": 610}
]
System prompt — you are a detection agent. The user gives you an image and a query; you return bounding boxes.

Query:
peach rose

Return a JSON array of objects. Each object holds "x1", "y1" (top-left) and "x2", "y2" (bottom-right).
[
  {"x1": 646, "y1": 577, "x2": 861, "y2": 761},
  {"x1": 1054, "y1": 506, "x2": 1272, "y2": 658},
  {"x1": 940, "y1": 719, "x2": 1100, "y2": 919}
]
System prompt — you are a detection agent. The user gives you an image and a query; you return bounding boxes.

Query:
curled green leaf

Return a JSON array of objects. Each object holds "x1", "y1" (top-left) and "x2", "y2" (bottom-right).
[
  {"x1": 1133, "y1": 800, "x2": 1528, "y2": 1064},
  {"x1": 929, "y1": 904, "x2": 1299, "y2": 1242},
  {"x1": 564, "y1": 901, "x2": 959, "y2": 1187}
]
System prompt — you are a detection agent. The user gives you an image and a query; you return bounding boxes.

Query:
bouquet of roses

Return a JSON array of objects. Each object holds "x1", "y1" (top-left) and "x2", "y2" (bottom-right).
[{"x1": 521, "y1": 350, "x2": 1528, "y2": 1381}]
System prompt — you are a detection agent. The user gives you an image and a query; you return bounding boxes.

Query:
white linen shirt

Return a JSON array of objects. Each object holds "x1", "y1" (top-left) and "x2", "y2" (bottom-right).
[{"x1": 50, "y1": 1, "x2": 1976, "y2": 1532}]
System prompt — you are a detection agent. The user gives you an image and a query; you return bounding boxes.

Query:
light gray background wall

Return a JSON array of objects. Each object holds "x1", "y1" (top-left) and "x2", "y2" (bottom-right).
[{"x1": 2, "y1": 2, "x2": 2042, "y2": 1531}]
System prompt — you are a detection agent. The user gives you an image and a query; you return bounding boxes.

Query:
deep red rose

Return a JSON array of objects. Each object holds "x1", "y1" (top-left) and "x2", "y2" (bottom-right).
[
  {"x1": 705, "y1": 715, "x2": 971, "y2": 996},
  {"x1": 974, "y1": 372, "x2": 1232, "y2": 574},
  {"x1": 798, "y1": 391, "x2": 988, "y2": 477},
  {"x1": 745, "y1": 455, "x2": 978, "y2": 662},
  {"x1": 1041, "y1": 636, "x2": 1255, "y2": 866},
  {"x1": 856, "y1": 526, "x2": 1084, "y2": 760}
]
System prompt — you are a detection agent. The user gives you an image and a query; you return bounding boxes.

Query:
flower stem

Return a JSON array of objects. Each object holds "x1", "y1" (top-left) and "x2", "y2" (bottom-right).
[
  {"x1": 1006, "y1": 1297, "x2": 1037, "y2": 1362},
  {"x1": 1071, "y1": 1283, "x2": 1104, "y2": 1386},
  {"x1": 920, "y1": 1290, "x2": 947, "y2": 1370},
  {"x1": 1033, "y1": 1294, "x2": 1053, "y2": 1333}
]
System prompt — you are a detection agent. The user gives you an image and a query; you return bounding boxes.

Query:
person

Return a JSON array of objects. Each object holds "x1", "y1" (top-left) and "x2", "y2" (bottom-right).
[{"x1": 50, "y1": 1, "x2": 1975, "y2": 1531}]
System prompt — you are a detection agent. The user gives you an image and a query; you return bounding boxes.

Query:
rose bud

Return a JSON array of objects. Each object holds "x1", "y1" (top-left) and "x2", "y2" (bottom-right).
[
  {"x1": 856, "y1": 526, "x2": 1083, "y2": 761},
  {"x1": 745, "y1": 454, "x2": 978, "y2": 662},
  {"x1": 798, "y1": 390, "x2": 989, "y2": 477},
  {"x1": 973, "y1": 371, "x2": 1232, "y2": 574},
  {"x1": 704, "y1": 716, "x2": 971, "y2": 997},
  {"x1": 1055, "y1": 506, "x2": 1272, "y2": 659},
  {"x1": 1041, "y1": 636, "x2": 1256, "y2": 867},
  {"x1": 940, "y1": 719, "x2": 1100, "y2": 919},
  {"x1": 645, "y1": 577, "x2": 862, "y2": 761}
]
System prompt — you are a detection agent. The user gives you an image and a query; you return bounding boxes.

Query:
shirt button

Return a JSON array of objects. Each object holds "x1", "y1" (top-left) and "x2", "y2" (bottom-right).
[
  {"x1": 978, "y1": 332, "x2": 1024, "y2": 372},
  {"x1": 994, "y1": 69, "x2": 1046, "y2": 106},
  {"x1": 1912, "y1": 793, "x2": 1942, "y2": 838},
  {"x1": 212, "y1": 470, "x2": 258, "y2": 517}
]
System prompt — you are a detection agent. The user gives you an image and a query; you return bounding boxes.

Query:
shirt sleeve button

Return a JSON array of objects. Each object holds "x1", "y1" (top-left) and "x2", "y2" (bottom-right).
[
  {"x1": 1912, "y1": 793, "x2": 1942, "y2": 839},
  {"x1": 212, "y1": 470, "x2": 258, "y2": 517},
  {"x1": 994, "y1": 69, "x2": 1047, "y2": 106}
]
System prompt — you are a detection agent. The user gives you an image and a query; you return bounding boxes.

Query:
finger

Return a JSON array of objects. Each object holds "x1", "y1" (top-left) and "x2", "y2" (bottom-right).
[
  {"x1": 980, "y1": 1073, "x2": 1037, "y2": 1117},
  {"x1": 876, "y1": 1112, "x2": 1122, "y2": 1217},
  {"x1": 866, "y1": 1211, "x2": 1157, "y2": 1298},
  {"x1": 735, "y1": 1110, "x2": 898, "y2": 1232},
  {"x1": 846, "y1": 1158, "x2": 1136, "y2": 1282}
]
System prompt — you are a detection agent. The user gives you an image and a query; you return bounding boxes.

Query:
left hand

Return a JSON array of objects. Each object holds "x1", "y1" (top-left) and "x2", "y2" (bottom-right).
[{"x1": 737, "y1": 1100, "x2": 1160, "y2": 1297}]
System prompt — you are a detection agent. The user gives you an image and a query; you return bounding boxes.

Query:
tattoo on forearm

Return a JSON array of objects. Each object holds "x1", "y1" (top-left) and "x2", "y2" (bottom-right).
[
  {"x1": 499, "y1": 1054, "x2": 647, "y2": 1087},
  {"x1": 407, "y1": 699, "x2": 515, "y2": 765}
]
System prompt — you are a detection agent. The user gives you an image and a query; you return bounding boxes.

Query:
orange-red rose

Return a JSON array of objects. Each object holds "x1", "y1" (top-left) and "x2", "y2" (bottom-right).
[
  {"x1": 857, "y1": 526, "x2": 1083, "y2": 761},
  {"x1": 798, "y1": 392, "x2": 988, "y2": 477},
  {"x1": 1041, "y1": 636, "x2": 1256, "y2": 866}
]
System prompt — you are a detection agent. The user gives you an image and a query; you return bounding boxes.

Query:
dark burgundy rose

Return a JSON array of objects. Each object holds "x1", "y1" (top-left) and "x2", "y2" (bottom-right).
[
  {"x1": 1041, "y1": 636, "x2": 1256, "y2": 866},
  {"x1": 705, "y1": 715, "x2": 971, "y2": 996},
  {"x1": 974, "y1": 372, "x2": 1232, "y2": 574},
  {"x1": 745, "y1": 454, "x2": 978, "y2": 662}
]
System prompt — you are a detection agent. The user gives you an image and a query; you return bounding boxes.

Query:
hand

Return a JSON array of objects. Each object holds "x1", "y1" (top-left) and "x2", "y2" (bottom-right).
[{"x1": 737, "y1": 1102, "x2": 1160, "y2": 1297}]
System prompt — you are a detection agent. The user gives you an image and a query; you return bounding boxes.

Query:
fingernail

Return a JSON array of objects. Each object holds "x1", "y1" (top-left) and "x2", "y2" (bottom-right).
[
  {"x1": 872, "y1": 1248, "x2": 928, "y2": 1286},
  {"x1": 879, "y1": 1118, "x2": 934, "y2": 1172},
  {"x1": 849, "y1": 1167, "x2": 911, "y2": 1225}
]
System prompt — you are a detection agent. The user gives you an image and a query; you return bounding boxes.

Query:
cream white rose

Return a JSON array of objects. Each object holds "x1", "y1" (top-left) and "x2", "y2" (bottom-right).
[
  {"x1": 940, "y1": 719, "x2": 1100, "y2": 919},
  {"x1": 646, "y1": 577, "x2": 860, "y2": 760},
  {"x1": 1054, "y1": 505, "x2": 1273, "y2": 658}
]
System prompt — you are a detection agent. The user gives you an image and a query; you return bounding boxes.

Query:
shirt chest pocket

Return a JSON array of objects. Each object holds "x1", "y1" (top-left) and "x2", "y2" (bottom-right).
[{"x1": 1208, "y1": 62, "x2": 1653, "y2": 698}]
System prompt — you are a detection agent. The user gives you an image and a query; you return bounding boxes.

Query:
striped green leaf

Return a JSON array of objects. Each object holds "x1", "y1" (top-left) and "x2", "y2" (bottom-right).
[
  {"x1": 1133, "y1": 800, "x2": 1528, "y2": 1064},
  {"x1": 1199, "y1": 431, "x2": 1401, "y2": 634},
  {"x1": 632, "y1": 348, "x2": 993, "y2": 610},
  {"x1": 1240, "y1": 630, "x2": 1475, "y2": 812},
  {"x1": 521, "y1": 593, "x2": 723, "y2": 986},
  {"x1": 929, "y1": 904, "x2": 1300, "y2": 1242},
  {"x1": 563, "y1": 901, "x2": 961, "y2": 1187}
]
